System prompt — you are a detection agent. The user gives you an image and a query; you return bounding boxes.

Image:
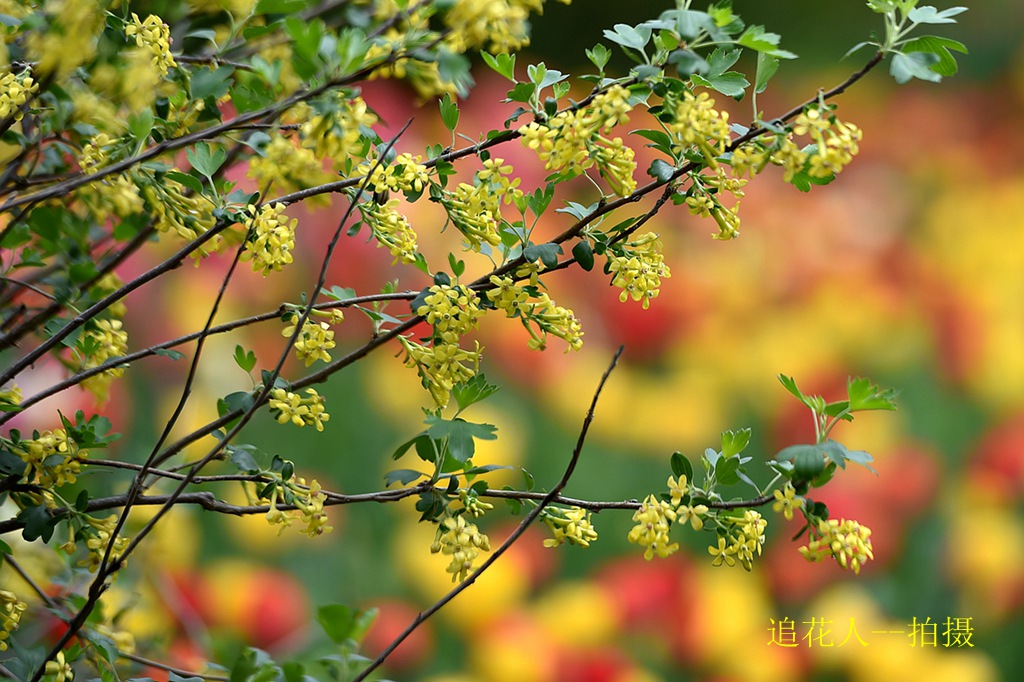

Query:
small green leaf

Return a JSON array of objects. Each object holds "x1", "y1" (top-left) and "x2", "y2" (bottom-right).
[
  {"x1": 847, "y1": 377, "x2": 899, "y2": 412},
  {"x1": 737, "y1": 25, "x2": 797, "y2": 59},
  {"x1": 426, "y1": 416, "x2": 497, "y2": 462},
  {"x1": 186, "y1": 141, "x2": 227, "y2": 178},
  {"x1": 523, "y1": 242, "x2": 563, "y2": 269},
  {"x1": 754, "y1": 52, "x2": 780, "y2": 94},
  {"x1": 603, "y1": 23, "x2": 652, "y2": 53},
  {"x1": 233, "y1": 345, "x2": 257, "y2": 373},
  {"x1": 901, "y1": 35, "x2": 967, "y2": 77},
  {"x1": 572, "y1": 241, "x2": 594, "y2": 271},
  {"x1": 229, "y1": 447, "x2": 260, "y2": 473},
  {"x1": 778, "y1": 444, "x2": 827, "y2": 480},
  {"x1": 384, "y1": 468, "x2": 426, "y2": 487},
  {"x1": 155, "y1": 348, "x2": 186, "y2": 361},
  {"x1": 481, "y1": 51, "x2": 516, "y2": 81},
  {"x1": 705, "y1": 47, "x2": 741, "y2": 77},
  {"x1": 190, "y1": 65, "x2": 234, "y2": 100},
  {"x1": 721, "y1": 428, "x2": 751, "y2": 457},
  {"x1": 670, "y1": 451, "x2": 694, "y2": 482},
  {"x1": 648, "y1": 158, "x2": 675, "y2": 182},
  {"x1": 907, "y1": 5, "x2": 968, "y2": 24},
  {"x1": 890, "y1": 51, "x2": 942, "y2": 84},
  {"x1": 439, "y1": 93, "x2": 459, "y2": 131},
  {"x1": 452, "y1": 374, "x2": 500, "y2": 412},
  {"x1": 586, "y1": 43, "x2": 612, "y2": 71},
  {"x1": 715, "y1": 455, "x2": 741, "y2": 485},
  {"x1": 691, "y1": 72, "x2": 749, "y2": 98},
  {"x1": 318, "y1": 604, "x2": 357, "y2": 644}
]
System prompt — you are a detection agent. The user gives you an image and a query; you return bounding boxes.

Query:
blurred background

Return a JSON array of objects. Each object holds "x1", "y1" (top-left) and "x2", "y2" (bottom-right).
[{"x1": 6, "y1": 1, "x2": 1023, "y2": 681}]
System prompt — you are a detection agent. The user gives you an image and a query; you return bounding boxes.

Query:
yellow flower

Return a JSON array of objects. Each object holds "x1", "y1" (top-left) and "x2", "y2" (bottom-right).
[
  {"x1": 543, "y1": 506, "x2": 598, "y2": 548},
  {"x1": 0, "y1": 590, "x2": 28, "y2": 652},
  {"x1": 772, "y1": 483, "x2": 803, "y2": 521},
  {"x1": 44, "y1": 651, "x2": 73, "y2": 682},
  {"x1": 708, "y1": 536, "x2": 737, "y2": 567}
]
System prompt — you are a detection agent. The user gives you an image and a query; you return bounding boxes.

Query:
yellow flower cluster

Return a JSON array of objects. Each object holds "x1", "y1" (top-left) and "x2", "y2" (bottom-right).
[
  {"x1": 431, "y1": 513, "x2": 491, "y2": 582},
  {"x1": 794, "y1": 108, "x2": 863, "y2": 178},
  {"x1": 366, "y1": 152, "x2": 431, "y2": 195},
  {"x1": 444, "y1": 158, "x2": 523, "y2": 250},
  {"x1": 0, "y1": 590, "x2": 27, "y2": 652},
  {"x1": 458, "y1": 489, "x2": 494, "y2": 518},
  {"x1": 707, "y1": 509, "x2": 767, "y2": 571},
  {"x1": 667, "y1": 90, "x2": 732, "y2": 167},
  {"x1": 607, "y1": 231, "x2": 671, "y2": 309},
  {"x1": 400, "y1": 337, "x2": 482, "y2": 408},
  {"x1": 78, "y1": 514, "x2": 130, "y2": 573},
  {"x1": 241, "y1": 203, "x2": 297, "y2": 275},
  {"x1": 485, "y1": 275, "x2": 583, "y2": 351},
  {"x1": 628, "y1": 494, "x2": 680, "y2": 560},
  {"x1": 729, "y1": 143, "x2": 769, "y2": 178},
  {"x1": 125, "y1": 13, "x2": 177, "y2": 76},
  {"x1": 265, "y1": 478, "x2": 333, "y2": 538},
  {"x1": 143, "y1": 181, "x2": 218, "y2": 253},
  {"x1": 365, "y1": 30, "x2": 456, "y2": 99},
  {"x1": 770, "y1": 137, "x2": 807, "y2": 183},
  {"x1": 361, "y1": 199, "x2": 420, "y2": 264},
  {"x1": 247, "y1": 135, "x2": 335, "y2": 202},
  {"x1": 418, "y1": 284, "x2": 484, "y2": 343},
  {"x1": 300, "y1": 95, "x2": 378, "y2": 167},
  {"x1": 282, "y1": 315, "x2": 336, "y2": 367},
  {"x1": 518, "y1": 85, "x2": 636, "y2": 197},
  {"x1": 444, "y1": 0, "x2": 533, "y2": 53},
  {"x1": 685, "y1": 170, "x2": 746, "y2": 241},
  {"x1": 543, "y1": 506, "x2": 598, "y2": 548},
  {"x1": 80, "y1": 319, "x2": 129, "y2": 403},
  {"x1": 799, "y1": 517, "x2": 874, "y2": 574},
  {"x1": 25, "y1": 0, "x2": 104, "y2": 78},
  {"x1": 772, "y1": 483, "x2": 804, "y2": 520},
  {"x1": 76, "y1": 136, "x2": 146, "y2": 223},
  {"x1": 0, "y1": 70, "x2": 37, "y2": 121},
  {"x1": 13, "y1": 427, "x2": 84, "y2": 489},
  {"x1": 268, "y1": 387, "x2": 330, "y2": 431}
]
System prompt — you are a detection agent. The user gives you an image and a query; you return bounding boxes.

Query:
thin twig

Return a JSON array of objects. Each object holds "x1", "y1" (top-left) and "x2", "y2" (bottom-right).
[{"x1": 353, "y1": 345, "x2": 625, "y2": 681}]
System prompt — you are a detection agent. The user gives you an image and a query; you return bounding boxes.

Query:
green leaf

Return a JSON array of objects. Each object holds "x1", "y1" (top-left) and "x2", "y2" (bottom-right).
[
  {"x1": 506, "y1": 81, "x2": 536, "y2": 103},
  {"x1": 155, "y1": 348, "x2": 186, "y2": 361},
  {"x1": 586, "y1": 43, "x2": 611, "y2": 71},
  {"x1": 602, "y1": 23, "x2": 652, "y2": 53},
  {"x1": 890, "y1": 51, "x2": 942, "y2": 84},
  {"x1": 778, "y1": 444, "x2": 827, "y2": 480},
  {"x1": 668, "y1": 49, "x2": 709, "y2": 77},
  {"x1": 715, "y1": 455, "x2": 741, "y2": 486},
  {"x1": 721, "y1": 428, "x2": 751, "y2": 457},
  {"x1": 384, "y1": 468, "x2": 426, "y2": 487},
  {"x1": 233, "y1": 345, "x2": 257, "y2": 373},
  {"x1": 907, "y1": 5, "x2": 968, "y2": 24},
  {"x1": 754, "y1": 52, "x2": 780, "y2": 94},
  {"x1": 452, "y1": 374, "x2": 500, "y2": 412},
  {"x1": 229, "y1": 447, "x2": 260, "y2": 473},
  {"x1": 186, "y1": 141, "x2": 227, "y2": 179},
  {"x1": 523, "y1": 242, "x2": 563, "y2": 269},
  {"x1": 846, "y1": 377, "x2": 899, "y2": 412},
  {"x1": 648, "y1": 158, "x2": 675, "y2": 182},
  {"x1": 318, "y1": 604, "x2": 360, "y2": 644},
  {"x1": 841, "y1": 447, "x2": 877, "y2": 474},
  {"x1": 190, "y1": 65, "x2": 234, "y2": 100},
  {"x1": 705, "y1": 47, "x2": 741, "y2": 77},
  {"x1": 439, "y1": 93, "x2": 459, "y2": 131},
  {"x1": 218, "y1": 391, "x2": 255, "y2": 417},
  {"x1": 426, "y1": 417, "x2": 497, "y2": 462},
  {"x1": 572, "y1": 241, "x2": 594, "y2": 271},
  {"x1": 901, "y1": 35, "x2": 967, "y2": 77},
  {"x1": 481, "y1": 51, "x2": 516, "y2": 81},
  {"x1": 670, "y1": 451, "x2": 693, "y2": 482},
  {"x1": 164, "y1": 170, "x2": 204, "y2": 195},
  {"x1": 737, "y1": 25, "x2": 797, "y2": 59},
  {"x1": 691, "y1": 72, "x2": 749, "y2": 98}
]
